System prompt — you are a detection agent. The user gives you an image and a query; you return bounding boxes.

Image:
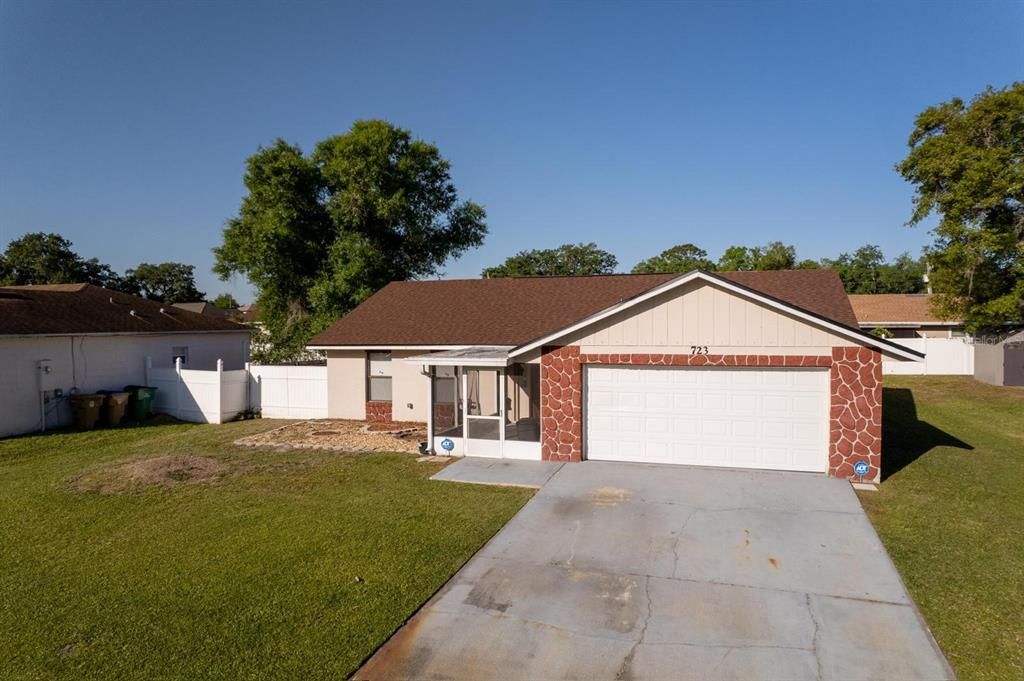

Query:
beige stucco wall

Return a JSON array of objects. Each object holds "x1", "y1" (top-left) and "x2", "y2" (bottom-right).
[
  {"x1": 571, "y1": 280, "x2": 856, "y2": 355},
  {"x1": 391, "y1": 351, "x2": 430, "y2": 421},
  {"x1": 326, "y1": 349, "x2": 431, "y2": 421},
  {"x1": 326, "y1": 350, "x2": 366, "y2": 419}
]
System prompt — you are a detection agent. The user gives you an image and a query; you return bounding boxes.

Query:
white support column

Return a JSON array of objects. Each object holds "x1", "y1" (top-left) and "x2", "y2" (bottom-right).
[
  {"x1": 498, "y1": 366, "x2": 506, "y2": 457},
  {"x1": 461, "y1": 367, "x2": 469, "y2": 446},
  {"x1": 425, "y1": 366, "x2": 435, "y2": 453}
]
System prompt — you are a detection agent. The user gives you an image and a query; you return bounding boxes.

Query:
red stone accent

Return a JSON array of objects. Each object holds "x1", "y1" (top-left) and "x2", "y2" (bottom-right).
[
  {"x1": 829, "y1": 347, "x2": 882, "y2": 482},
  {"x1": 540, "y1": 346, "x2": 583, "y2": 462},
  {"x1": 365, "y1": 400, "x2": 392, "y2": 423},
  {"x1": 538, "y1": 348, "x2": 882, "y2": 480}
]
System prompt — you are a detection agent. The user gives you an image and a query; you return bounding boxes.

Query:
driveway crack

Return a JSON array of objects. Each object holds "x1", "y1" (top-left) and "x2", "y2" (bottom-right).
[
  {"x1": 805, "y1": 593, "x2": 825, "y2": 681},
  {"x1": 671, "y1": 509, "x2": 696, "y2": 578},
  {"x1": 616, "y1": 577, "x2": 652, "y2": 680}
]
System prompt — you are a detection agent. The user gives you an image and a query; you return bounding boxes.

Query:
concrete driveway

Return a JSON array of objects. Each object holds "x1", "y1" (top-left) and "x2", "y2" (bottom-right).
[{"x1": 357, "y1": 462, "x2": 953, "y2": 681}]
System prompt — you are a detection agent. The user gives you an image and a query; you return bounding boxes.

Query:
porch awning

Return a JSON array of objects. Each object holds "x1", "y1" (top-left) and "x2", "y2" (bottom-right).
[{"x1": 404, "y1": 345, "x2": 512, "y2": 367}]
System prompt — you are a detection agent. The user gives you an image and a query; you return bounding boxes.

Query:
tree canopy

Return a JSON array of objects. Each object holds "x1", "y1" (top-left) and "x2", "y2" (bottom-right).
[
  {"x1": 215, "y1": 120, "x2": 487, "y2": 361},
  {"x1": 631, "y1": 244, "x2": 715, "y2": 274},
  {"x1": 0, "y1": 232, "x2": 122, "y2": 288},
  {"x1": 482, "y1": 242, "x2": 617, "y2": 277},
  {"x1": 212, "y1": 293, "x2": 239, "y2": 309},
  {"x1": 716, "y1": 242, "x2": 797, "y2": 271},
  {"x1": 122, "y1": 263, "x2": 205, "y2": 304},
  {"x1": 822, "y1": 245, "x2": 926, "y2": 294},
  {"x1": 897, "y1": 82, "x2": 1024, "y2": 330}
]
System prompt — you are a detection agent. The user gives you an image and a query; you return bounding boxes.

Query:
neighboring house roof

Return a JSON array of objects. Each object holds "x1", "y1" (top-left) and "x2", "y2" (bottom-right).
[
  {"x1": 0, "y1": 284, "x2": 251, "y2": 336},
  {"x1": 848, "y1": 293, "x2": 959, "y2": 326},
  {"x1": 172, "y1": 301, "x2": 242, "y2": 322},
  {"x1": 311, "y1": 269, "x2": 861, "y2": 347},
  {"x1": 239, "y1": 303, "x2": 262, "y2": 323}
]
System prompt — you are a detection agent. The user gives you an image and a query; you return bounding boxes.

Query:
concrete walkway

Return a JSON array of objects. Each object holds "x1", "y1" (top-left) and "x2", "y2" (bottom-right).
[
  {"x1": 358, "y1": 463, "x2": 954, "y2": 681},
  {"x1": 430, "y1": 457, "x2": 563, "y2": 488}
]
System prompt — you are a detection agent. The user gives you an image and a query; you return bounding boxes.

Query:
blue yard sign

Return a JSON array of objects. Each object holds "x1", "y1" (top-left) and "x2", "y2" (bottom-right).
[
  {"x1": 853, "y1": 461, "x2": 870, "y2": 477},
  {"x1": 441, "y1": 438, "x2": 455, "y2": 452}
]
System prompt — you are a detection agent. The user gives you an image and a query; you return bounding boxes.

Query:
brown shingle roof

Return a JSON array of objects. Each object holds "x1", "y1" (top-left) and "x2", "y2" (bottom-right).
[
  {"x1": 0, "y1": 284, "x2": 251, "y2": 336},
  {"x1": 848, "y1": 294, "x2": 957, "y2": 325},
  {"x1": 310, "y1": 269, "x2": 859, "y2": 347}
]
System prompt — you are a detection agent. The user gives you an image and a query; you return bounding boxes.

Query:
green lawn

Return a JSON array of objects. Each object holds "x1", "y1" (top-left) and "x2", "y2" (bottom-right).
[
  {"x1": 860, "y1": 376, "x2": 1024, "y2": 681},
  {"x1": 0, "y1": 419, "x2": 533, "y2": 680}
]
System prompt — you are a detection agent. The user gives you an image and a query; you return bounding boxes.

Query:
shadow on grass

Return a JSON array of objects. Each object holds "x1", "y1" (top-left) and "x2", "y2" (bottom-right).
[
  {"x1": 1, "y1": 414, "x2": 187, "y2": 444},
  {"x1": 882, "y1": 387, "x2": 973, "y2": 480}
]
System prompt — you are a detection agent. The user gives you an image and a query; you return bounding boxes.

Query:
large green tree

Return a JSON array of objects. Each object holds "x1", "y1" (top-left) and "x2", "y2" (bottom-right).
[
  {"x1": 482, "y1": 242, "x2": 617, "y2": 277},
  {"x1": 122, "y1": 263, "x2": 205, "y2": 304},
  {"x1": 0, "y1": 232, "x2": 123, "y2": 288},
  {"x1": 211, "y1": 293, "x2": 239, "y2": 309},
  {"x1": 215, "y1": 120, "x2": 487, "y2": 361},
  {"x1": 631, "y1": 243, "x2": 715, "y2": 273},
  {"x1": 823, "y1": 245, "x2": 926, "y2": 294},
  {"x1": 716, "y1": 241, "x2": 798, "y2": 271},
  {"x1": 897, "y1": 83, "x2": 1024, "y2": 330}
]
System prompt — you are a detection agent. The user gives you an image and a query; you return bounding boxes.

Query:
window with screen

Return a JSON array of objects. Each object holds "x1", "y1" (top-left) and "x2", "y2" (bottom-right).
[{"x1": 367, "y1": 351, "x2": 392, "y2": 401}]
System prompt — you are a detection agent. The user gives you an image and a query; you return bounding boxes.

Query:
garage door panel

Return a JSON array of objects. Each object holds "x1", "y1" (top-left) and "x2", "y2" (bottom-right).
[{"x1": 585, "y1": 367, "x2": 828, "y2": 473}]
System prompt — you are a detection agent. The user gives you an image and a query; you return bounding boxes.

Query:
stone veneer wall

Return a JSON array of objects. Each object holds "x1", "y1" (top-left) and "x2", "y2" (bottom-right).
[
  {"x1": 365, "y1": 400, "x2": 393, "y2": 423},
  {"x1": 539, "y1": 345, "x2": 883, "y2": 480}
]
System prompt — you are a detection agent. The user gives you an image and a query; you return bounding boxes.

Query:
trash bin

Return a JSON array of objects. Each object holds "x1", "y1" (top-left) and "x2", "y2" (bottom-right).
[
  {"x1": 97, "y1": 390, "x2": 131, "y2": 426},
  {"x1": 123, "y1": 385, "x2": 158, "y2": 422},
  {"x1": 70, "y1": 394, "x2": 104, "y2": 430}
]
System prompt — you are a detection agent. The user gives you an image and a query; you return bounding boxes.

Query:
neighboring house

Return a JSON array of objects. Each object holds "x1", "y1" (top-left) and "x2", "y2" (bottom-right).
[
  {"x1": 172, "y1": 301, "x2": 242, "y2": 323},
  {"x1": 0, "y1": 283, "x2": 251, "y2": 438},
  {"x1": 974, "y1": 330, "x2": 1024, "y2": 386},
  {"x1": 848, "y1": 293, "x2": 965, "y2": 338},
  {"x1": 309, "y1": 270, "x2": 921, "y2": 482}
]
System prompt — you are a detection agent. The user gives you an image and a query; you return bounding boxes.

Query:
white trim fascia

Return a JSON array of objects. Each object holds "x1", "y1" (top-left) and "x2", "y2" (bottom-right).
[
  {"x1": 403, "y1": 357, "x2": 510, "y2": 367},
  {"x1": 2, "y1": 329, "x2": 252, "y2": 339},
  {"x1": 508, "y1": 271, "x2": 925, "y2": 363},
  {"x1": 857, "y1": 321, "x2": 962, "y2": 328},
  {"x1": 306, "y1": 345, "x2": 470, "y2": 351}
]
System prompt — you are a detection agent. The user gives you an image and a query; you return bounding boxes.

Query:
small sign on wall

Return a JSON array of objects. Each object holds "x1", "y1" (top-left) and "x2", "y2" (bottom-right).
[{"x1": 853, "y1": 461, "x2": 870, "y2": 478}]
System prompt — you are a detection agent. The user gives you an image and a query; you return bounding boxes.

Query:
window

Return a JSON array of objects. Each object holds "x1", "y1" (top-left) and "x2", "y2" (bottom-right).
[
  {"x1": 172, "y1": 346, "x2": 189, "y2": 367},
  {"x1": 367, "y1": 351, "x2": 392, "y2": 401}
]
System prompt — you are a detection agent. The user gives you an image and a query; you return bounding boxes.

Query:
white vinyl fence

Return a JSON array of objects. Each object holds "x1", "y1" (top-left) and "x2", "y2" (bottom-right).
[
  {"x1": 883, "y1": 337, "x2": 975, "y2": 376},
  {"x1": 145, "y1": 359, "x2": 328, "y2": 424},
  {"x1": 149, "y1": 359, "x2": 250, "y2": 424},
  {"x1": 248, "y1": 364, "x2": 328, "y2": 419}
]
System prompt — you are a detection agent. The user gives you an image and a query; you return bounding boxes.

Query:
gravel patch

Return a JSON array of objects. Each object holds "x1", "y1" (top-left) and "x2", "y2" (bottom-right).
[{"x1": 235, "y1": 419, "x2": 426, "y2": 453}]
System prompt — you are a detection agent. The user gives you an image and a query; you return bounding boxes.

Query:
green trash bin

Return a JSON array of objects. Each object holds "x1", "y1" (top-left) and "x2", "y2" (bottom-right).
[
  {"x1": 70, "y1": 394, "x2": 104, "y2": 430},
  {"x1": 123, "y1": 385, "x2": 158, "y2": 422}
]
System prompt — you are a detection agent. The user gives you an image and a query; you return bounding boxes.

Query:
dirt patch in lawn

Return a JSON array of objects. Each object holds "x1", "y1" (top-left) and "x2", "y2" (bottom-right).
[
  {"x1": 235, "y1": 419, "x2": 426, "y2": 453},
  {"x1": 73, "y1": 455, "x2": 231, "y2": 494}
]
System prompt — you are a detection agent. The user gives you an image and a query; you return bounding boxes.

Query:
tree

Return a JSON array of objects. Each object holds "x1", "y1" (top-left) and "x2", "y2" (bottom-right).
[
  {"x1": 716, "y1": 242, "x2": 798, "y2": 271},
  {"x1": 0, "y1": 232, "x2": 123, "y2": 288},
  {"x1": 123, "y1": 263, "x2": 205, "y2": 304},
  {"x1": 482, "y1": 242, "x2": 616, "y2": 277},
  {"x1": 631, "y1": 244, "x2": 715, "y2": 274},
  {"x1": 212, "y1": 293, "x2": 239, "y2": 309},
  {"x1": 823, "y1": 245, "x2": 926, "y2": 294},
  {"x1": 215, "y1": 120, "x2": 487, "y2": 361},
  {"x1": 716, "y1": 245, "x2": 758, "y2": 272},
  {"x1": 897, "y1": 83, "x2": 1024, "y2": 331}
]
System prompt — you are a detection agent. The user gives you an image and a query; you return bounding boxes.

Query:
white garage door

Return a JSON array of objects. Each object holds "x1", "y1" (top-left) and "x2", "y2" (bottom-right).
[{"x1": 585, "y1": 366, "x2": 829, "y2": 472}]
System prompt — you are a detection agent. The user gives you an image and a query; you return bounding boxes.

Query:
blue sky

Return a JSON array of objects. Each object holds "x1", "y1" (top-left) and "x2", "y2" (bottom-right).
[{"x1": 1, "y1": 1, "x2": 1021, "y2": 302}]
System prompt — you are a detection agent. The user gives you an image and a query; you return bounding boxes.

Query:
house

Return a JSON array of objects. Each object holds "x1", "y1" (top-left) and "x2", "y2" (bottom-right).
[
  {"x1": 309, "y1": 270, "x2": 922, "y2": 482},
  {"x1": 0, "y1": 283, "x2": 251, "y2": 438},
  {"x1": 848, "y1": 293, "x2": 965, "y2": 338},
  {"x1": 172, "y1": 301, "x2": 242, "y2": 323}
]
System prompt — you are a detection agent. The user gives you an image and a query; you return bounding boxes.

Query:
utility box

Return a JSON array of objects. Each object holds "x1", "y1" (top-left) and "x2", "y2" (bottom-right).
[{"x1": 36, "y1": 359, "x2": 57, "y2": 391}]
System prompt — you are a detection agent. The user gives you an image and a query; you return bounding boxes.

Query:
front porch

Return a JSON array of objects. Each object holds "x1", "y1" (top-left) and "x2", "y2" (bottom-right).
[{"x1": 407, "y1": 347, "x2": 542, "y2": 460}]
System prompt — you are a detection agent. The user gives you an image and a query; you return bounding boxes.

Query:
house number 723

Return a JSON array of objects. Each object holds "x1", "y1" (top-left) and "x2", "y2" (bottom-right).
[{"x1": 690, "y1": 345, "x2": 709, "y2": 355}]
